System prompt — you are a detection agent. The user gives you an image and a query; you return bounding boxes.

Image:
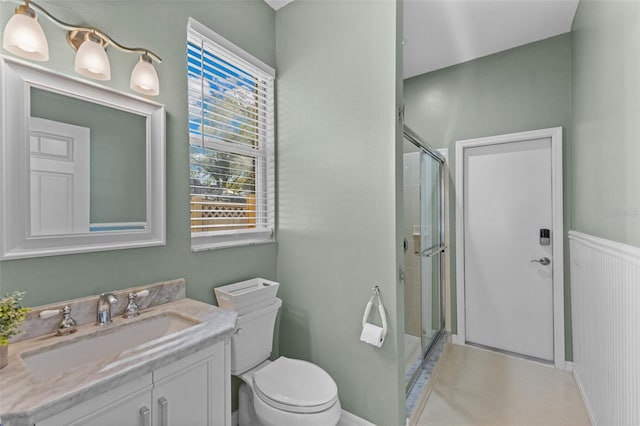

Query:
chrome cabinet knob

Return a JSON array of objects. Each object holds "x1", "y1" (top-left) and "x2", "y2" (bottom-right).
[{"x1": 530, "y1": 257, "x2": 551, "y2": 266}]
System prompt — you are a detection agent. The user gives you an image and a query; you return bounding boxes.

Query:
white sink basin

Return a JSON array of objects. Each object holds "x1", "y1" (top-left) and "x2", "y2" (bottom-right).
[{"x1": 21, "y1": 313, "x2": 199, "y2": 380}]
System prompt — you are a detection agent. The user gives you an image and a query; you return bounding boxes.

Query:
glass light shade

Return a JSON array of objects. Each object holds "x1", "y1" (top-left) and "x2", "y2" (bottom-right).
[
  {"x1": 130, "y1": 56, "x2": 160, "y2": 96},
  {"x1": 2, "y1": 13, "x2": 49, "y2": 61},
  {"x1": 74, "y1": 38, "x2": 111, "y2": 80}
]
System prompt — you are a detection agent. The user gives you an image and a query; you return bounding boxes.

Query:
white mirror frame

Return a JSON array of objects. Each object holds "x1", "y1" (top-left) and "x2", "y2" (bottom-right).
[{"x1": 0, "y1": 56, "x2": 166, "y2": 260}]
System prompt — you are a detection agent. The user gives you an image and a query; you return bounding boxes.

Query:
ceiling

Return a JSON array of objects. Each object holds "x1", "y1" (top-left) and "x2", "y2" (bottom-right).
[
  {"x1": 403, "y1": 0, "x2": 579, "y2": 78},
  {"x1": 263, "y1": 0, "x2": 579, "y2": 80}
]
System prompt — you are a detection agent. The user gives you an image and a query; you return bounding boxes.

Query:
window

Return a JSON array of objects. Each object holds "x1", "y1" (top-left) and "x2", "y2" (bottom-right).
[{"x1": 187, "y1": 19, "x2": 275, "y2": 250}]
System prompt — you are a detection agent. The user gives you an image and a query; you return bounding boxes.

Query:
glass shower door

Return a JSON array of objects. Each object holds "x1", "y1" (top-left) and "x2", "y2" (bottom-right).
[
  {"x1": 403, "y1": 128, "x2": 446, "y2": 394},
  {"x1": 419, "y1": 151, "x2": 443, "y2": 354}
]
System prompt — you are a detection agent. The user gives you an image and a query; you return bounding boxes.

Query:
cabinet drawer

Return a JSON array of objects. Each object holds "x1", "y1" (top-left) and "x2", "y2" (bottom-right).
[{"x1": 36, "y1": 374, "x2": 153, "y2": 426}]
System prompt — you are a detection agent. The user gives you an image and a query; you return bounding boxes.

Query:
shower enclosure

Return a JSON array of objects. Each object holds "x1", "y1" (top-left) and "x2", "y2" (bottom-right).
[{"x1": 402, "y1": 127, "x2": 446, "y2": 394}]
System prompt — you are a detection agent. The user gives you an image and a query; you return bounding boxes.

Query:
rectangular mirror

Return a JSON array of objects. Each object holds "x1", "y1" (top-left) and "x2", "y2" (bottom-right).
[{"x1": 1, "y1": 56, "x2": 165, "y2": 259}]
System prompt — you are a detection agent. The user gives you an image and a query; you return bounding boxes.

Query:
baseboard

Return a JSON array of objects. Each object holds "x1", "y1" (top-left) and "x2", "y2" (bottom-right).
[
  {"x1": 573, "y1": 370, "x2": 596, "y2": 426},
  {"x1": 451, "y1": 334, "x2": 464, "y2": 345},
  {"x1": 338, "y1": 410, "x2": 376, "y2": 426},
  {"x1": 553, "y1": 359, "x2": 574, "y2": 372},
  {"x1": 231, "y1": 408, "x2": 373, "y2": 426}
]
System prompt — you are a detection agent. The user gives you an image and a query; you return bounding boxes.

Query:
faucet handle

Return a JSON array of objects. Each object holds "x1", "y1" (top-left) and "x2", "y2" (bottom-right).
[
  {"x1": 123, "y1": 289, "x2": 149, "y2": 319},
  {"x1": 40, "y1": 306, "x2": 77, "y2": 336},
  {"x1": 133, "y1": 289, "x2": 150, "y2": 299},
  {"x1": 40, "y1": 308, "x2": 64, "y2": 319}
]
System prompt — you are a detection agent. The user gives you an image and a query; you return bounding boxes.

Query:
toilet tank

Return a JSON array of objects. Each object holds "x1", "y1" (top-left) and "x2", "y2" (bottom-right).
[{"x1": 230, "y1": 298, "x2": 282, "y2": 375}]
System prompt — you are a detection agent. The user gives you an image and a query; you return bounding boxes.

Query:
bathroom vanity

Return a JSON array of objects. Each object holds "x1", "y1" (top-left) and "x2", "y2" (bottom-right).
[
  {"x1": 35, "y1": 344, "x2": 225, "y2": 426},
  {"x1": 0, "y1": 279, "x2": 236, "y2": 426}
]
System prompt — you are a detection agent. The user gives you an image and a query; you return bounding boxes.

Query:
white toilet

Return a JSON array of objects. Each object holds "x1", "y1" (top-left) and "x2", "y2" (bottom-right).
[{"x1": 230, "y1": 298, "x2": 341, "y2": 426}]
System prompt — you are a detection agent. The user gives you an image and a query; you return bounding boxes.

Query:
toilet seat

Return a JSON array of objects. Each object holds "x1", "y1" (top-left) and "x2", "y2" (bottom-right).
[{"x1": 253, "y1": 357, "x2": 338, "y2": 414}]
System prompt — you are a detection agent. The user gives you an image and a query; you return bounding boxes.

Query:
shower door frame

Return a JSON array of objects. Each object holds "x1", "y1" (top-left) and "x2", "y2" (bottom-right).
[{"x1": 403, "y1": 127, "x2": 447, "y2": 394}]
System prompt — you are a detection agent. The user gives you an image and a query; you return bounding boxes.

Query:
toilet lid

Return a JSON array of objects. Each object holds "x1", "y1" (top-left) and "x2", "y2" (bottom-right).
[{"x1": 253, "y1": 357, "x2": 338, "y2": 414}]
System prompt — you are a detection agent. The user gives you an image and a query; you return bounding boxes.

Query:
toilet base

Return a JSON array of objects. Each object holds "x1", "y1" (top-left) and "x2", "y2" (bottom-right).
[{"x1": 239, "y1": 382, "x2": 260, "y2": 426}]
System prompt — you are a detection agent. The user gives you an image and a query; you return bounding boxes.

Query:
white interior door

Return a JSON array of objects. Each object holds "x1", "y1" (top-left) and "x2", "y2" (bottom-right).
[
  {"x1": 29, "y1": 117, "x2": 90, "y2": 235},
  {"x1": 463, "y1": 138, "x2": 554, "y2": 361}
]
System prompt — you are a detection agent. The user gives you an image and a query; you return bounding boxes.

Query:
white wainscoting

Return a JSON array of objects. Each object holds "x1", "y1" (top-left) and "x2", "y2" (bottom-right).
[{"x1": 569, "y1": 231, "x2": 640, "y2": 426}]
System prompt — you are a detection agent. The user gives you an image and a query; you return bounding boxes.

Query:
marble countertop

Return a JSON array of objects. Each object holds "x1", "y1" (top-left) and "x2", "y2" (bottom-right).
[{"x1": 0, "y1": 297, "x2": 237, "y2": 426}]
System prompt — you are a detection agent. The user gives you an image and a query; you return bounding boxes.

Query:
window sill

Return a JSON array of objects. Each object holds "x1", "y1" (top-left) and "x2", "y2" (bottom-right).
[{"x1": 191, "y1": 235, "x2": 275, "y2": 252}]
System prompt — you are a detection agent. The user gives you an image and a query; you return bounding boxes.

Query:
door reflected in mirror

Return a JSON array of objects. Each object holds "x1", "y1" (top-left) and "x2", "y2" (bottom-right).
[{"x1": 29, "y1": 88, "x2": 147, "y2": 235}]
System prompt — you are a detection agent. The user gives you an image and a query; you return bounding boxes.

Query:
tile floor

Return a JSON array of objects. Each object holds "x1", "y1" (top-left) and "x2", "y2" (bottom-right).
[{"x1": 414, "y1": 344, "x2": 591, "y2": 426}]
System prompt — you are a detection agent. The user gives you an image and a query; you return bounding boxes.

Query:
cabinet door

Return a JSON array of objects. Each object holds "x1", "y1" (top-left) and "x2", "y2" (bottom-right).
[
  {"x1": 36, "y1": 374, "x2": 153, "y2": 426},
  {"x1": 152, "y1": 342, "x2": 229, "y2": 426}
]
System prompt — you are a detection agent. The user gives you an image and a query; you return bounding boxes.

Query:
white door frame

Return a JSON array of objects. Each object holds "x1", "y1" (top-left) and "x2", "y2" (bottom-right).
[
  {"x1": 436, "y1": 148, "x2": 451, "y2": 333},
  {"x1": 455, "y1": 127, "x2": 566, "y2": 369}
]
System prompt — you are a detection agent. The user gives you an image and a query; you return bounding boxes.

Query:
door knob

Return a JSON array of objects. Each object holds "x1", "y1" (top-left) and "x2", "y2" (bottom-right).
[{"x1": 530, "y1": 257, "x2": 551, "y2": 266}]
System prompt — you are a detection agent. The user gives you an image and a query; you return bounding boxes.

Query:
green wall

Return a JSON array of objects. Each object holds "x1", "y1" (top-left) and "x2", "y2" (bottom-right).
[
  {"x1": 275, "y1": 1, "x2": 405, "y2": 424},
  {"x1": 571, "y1": 0, "x2": 640, "y2": 247},
  {"x1": 403, "y1": 34, "x2": 574, "y2": 360},
  {"x1": 0, "y1": 0, "x2": 277, "y2": 307},
  {"x1": 31, "y1": 88, "x2": 147, "y2": 224}
]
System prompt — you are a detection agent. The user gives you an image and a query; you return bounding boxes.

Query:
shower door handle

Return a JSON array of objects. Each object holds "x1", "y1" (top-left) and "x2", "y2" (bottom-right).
[
  {"x1": 530, "y1": 257, "x2": 551, "y2": 266},
  {"x1": 421, "y1": 245, "x2": 447, "y2": 258}
]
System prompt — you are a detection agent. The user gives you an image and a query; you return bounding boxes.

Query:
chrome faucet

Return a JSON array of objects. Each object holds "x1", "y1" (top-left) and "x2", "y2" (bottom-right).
[{"x1": 97, "y1": 293, "x2": 118, "y2": 325}]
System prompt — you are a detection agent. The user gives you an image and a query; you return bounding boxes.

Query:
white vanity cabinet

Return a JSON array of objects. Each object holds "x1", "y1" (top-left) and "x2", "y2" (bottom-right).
[
  {"x1": 35, "y1": 374, "x2": 154, "y2": 426},
  {"x1": 151, "y1": 341, "x2": 229, "y2": 426},
  {"x1": 35, "y1": 342, "x2": 230, "y2": 426}
]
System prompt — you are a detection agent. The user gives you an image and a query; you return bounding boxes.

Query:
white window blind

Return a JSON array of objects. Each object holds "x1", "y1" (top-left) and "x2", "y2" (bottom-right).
[{"x1": 187, "y1": 18, "x2": 275, "y2": 250}]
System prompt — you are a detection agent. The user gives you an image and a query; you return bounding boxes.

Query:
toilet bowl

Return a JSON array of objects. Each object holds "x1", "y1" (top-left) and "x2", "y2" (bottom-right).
[
  {"x1": 229, "y1": 298, "x2": 341, "y2": 426},
  {"x1": 238, "y1": 358, "x2": 341, "y2": 426}
]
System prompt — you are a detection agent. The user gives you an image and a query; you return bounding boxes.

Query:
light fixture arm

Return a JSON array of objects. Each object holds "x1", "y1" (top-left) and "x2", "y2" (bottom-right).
[{"x1": 20, "y1": 0, "x2": 162, "y2": 63}]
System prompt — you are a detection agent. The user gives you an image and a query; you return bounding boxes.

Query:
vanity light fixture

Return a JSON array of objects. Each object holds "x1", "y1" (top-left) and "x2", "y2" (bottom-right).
[
  {"x1": 2, "y1": 0, "x2": 162, "y2": 95},
  {"x1": 2, "y1": 2, "x2": 48, "y2": 61},
  {"x1": 130, "y1": 53, "x2": 159, "y2": 96},
  {"x1": 74, "y1": 30, "x2": 111, "y2": 81}
]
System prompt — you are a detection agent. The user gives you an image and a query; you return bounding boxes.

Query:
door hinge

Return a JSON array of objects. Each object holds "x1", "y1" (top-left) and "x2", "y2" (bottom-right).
[{"x1": 398, "y1": 105, "x2": 405, "y2": 123}]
